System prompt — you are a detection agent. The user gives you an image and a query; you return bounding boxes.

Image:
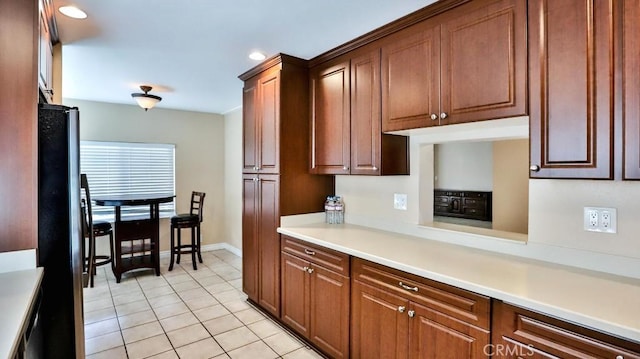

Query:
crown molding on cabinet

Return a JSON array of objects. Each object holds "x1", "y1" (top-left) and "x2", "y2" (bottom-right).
[{"x1": 308, "y1": 0, "x2": 470, "y2": 68}]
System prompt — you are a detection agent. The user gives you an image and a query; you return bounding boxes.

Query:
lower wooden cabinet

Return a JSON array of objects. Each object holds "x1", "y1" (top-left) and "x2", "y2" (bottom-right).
[
  {"x1": 492, "y1": 301, "x2": 640, "y2": 359},
  {"x1": 351, "y1": 258, "x2": 490, "y2": 359},
  {"x1": 281, "y1": 236, "x2": 350, "y2": 359},
  {"x1": 351, "y1": 281, "x2": 409, "y2": 358},
  {"x1": 242, "y1": 174, "x2": 280, "y2": 317}
]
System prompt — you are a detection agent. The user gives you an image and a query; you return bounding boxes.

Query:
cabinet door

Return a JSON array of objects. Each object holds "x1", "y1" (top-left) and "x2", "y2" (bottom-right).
[
  {"x1": 351, "y1": 281, "x2": 409, "y2": 359},
  {"x1": 350, "y1": 49, "x2": 382, "y2": 175},
  {"x1": 310, "y1": 59, "x2": 351, "y2": 174},
  {"x1": 623, "y1": 0, "x2": 640, "y2": 179},
  {"x1": 381, "y1": 22, "x2": 440, "y2": 132},
  {"x1": 309, "y1": 265, "x2": 350, "y2": 359},
  {"x1": 38, "y1": 7, "x2": 53, "y2": 103},
  {"x1": 281, "y1": 252, "x2": 310, "y2": 337},
  {"x1": 440, "y1": 0, "x2": 527, "y2": 125},
  {"x1": 529, "y1": 0, "x2": 614, "y2": 179},
  {"x1": 409, "y1": 301, "x2": 489, "y2": 359},
  {"x1": 242, "y1": 78, "x2": 259, "y2": 173},
  {"x1": 258, "y1": 70, "x2": 280, "y2": 174},
  {"x1": 257, "y1": 175, "x2": 280, "y2": 317},
  {"x1": 241, "y1": 175, "x2": 259, "y2": 302}
]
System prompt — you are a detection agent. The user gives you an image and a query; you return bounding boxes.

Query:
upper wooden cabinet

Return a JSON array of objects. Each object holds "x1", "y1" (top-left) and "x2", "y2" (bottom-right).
[
  {"x1": 382, "y1": 0, "x2": 527, "y2": 132},
  {"x1": 38, "y1": 0, "x2": 54, "y2": 103},
  {"x1": 529, "y1": 0, "x2": 614, "y2": 179},
  {"x1": 623, "y1": 0, "x2": 640, "y2": 180},
  {"x1": 239, "y1": 54, "x2": 335, "y2": 318},
  {"x1": 310, "y1": 57, "x2": 351, "y2": 175},
  {"x1": 310, "y1": 48, "x2": 409, "y2": 176},
  {"x1": 242, "y1": 66, "x2": 280, "y2": 174},
  {"x1": 0, "y1": 0, "x2": 39, "y2": 252}
]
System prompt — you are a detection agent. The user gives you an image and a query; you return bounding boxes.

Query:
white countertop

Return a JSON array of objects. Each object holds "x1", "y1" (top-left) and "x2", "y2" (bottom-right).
[
  {"x1": 0, "y1": 268, "x2": 43, "y2": 359},
  {"x1": 277, "y1": 222, "x2": 640, "y2": 343}
]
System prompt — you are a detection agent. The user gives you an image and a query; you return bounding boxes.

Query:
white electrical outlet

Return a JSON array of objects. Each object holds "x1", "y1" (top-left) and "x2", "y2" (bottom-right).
[
  {"x1": 583, "y1": 207, "x2": 617, "y2": 233},
  {"x1": 394, "y1": 193, "x2": 407, "y2": 210}
]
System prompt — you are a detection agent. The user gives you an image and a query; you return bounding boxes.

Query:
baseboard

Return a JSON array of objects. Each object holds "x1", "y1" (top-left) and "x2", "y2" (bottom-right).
[{"x1": 160, "y1": 242, "x2": 242, "y2": 258}]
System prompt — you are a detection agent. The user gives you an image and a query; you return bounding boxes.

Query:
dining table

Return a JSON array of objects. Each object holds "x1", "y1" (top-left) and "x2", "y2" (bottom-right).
[{"x1": 93, "y1": 193, "x2": 175, "y2": 283}]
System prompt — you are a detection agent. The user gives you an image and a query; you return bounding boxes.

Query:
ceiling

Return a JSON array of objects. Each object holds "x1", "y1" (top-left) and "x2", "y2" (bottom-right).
[{"x1": 53, "y1": 0, "x2": 437, "y2": 114}]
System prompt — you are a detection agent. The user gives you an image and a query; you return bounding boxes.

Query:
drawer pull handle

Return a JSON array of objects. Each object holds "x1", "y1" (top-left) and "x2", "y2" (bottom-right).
[
  {"x1": 399, "y1": 282, "x2": 418, "y2": 292},
  {"x1": 304, "y1": 249, "x2": 316, "y2": 256},
  {"x1": 398, "y1": 306, "x2": 405, "y2": 313},
  {"x1": 616, "y1": 356, "x2": 624, "y2": 359},
  {"x1": 408, "y1": 310, "x2": 415, "y2": 318},
  {"x1": 302, "y1": 266, "x2": 309, "y2": 272},
  {"x1": 307, "y1": 267, "x2": 314, "y2": 274}
]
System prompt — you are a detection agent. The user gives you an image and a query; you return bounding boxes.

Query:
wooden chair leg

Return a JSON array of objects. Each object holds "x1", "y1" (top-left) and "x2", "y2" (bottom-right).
[
  {"x1": 191, "y1": 226, "x2": 197, "y2": 270},
  {"x1": 176, "y1": 227, "x2": 182, "y2": 264},
  {"x1": 88, "y1": 233, "x2": 96, "y2": 288},
  {"x1": 169, "y1": 225, "x2": 176, "y2": 271},
  {"x1": 109, "y1": 232, "x2": 116, "y2": 276},
  {"x1": 196, "y1": 224, "x2": 203, "y2": 263}
]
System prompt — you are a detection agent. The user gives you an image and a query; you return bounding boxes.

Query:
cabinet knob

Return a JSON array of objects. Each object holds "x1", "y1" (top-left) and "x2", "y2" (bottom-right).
[
  {"x1": 398, "y1": 306, "x2": 406, "y2": 313},
  {"x1": 304, "y1": 249, "x2": 316, "y2": 256},
  {"x1": 343, "y1": 166, "x2": 349, "y2": 171},
  {"x1": 430, "y1": 113, "x2": 438, "y2": 121},
  {"x1": 529, "y1": 165, "x2": 541, "y2": 172},
  {"x1": 252, "y1": 177, "x2": 258, "y2": 182},
  {"x1": 372, "y1": 166, "x2": 378, "y2": 171},
  {"x1": 302, "y1": 266, "x2": 309, "y2": 271},
  {"x1": 307, "y1": 267, "x2": 314, "y2": 274},
  {"x1": 408, "y1": 310, "x2": 415, "y2": 318},
  {"x1": 616, "y1": 356, "x2": 624, "y2": 359},
  {"x1": 440, "y1": 112, "x2": 448, "y2": 120}
]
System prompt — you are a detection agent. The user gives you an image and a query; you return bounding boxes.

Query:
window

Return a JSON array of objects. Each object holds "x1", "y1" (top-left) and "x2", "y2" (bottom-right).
[{"x1": 80, "y1": 141, "x2": 175, "y2": 221}]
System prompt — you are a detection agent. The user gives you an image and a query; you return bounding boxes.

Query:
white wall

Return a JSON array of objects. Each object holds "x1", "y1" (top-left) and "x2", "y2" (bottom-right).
[
  {"x1": 434, "y1": 142, "x2": 493, "y2": 191},
  {"x1": 224, "y1": 108, "x2": 243, "y2": 253},
  {"x1": 337, "y1": 118, "x2": 640, "y2": 278},
  {"x1": 64, "y1": 99, "x2": 225, "y2": 252}
]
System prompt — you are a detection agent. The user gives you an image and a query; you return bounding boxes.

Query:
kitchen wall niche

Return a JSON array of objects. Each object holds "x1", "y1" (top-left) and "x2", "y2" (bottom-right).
[{"x1": 431, "y1": 139, "x2": 529, "y2": 235}]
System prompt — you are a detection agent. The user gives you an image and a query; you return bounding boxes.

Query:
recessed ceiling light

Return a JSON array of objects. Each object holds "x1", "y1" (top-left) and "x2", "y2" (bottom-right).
[
  {"x1": 249, "y1": 52, "x2": 266, "y2": 61},
  {"x1": 58, "y1": 6, "x2": 88, "y2": 19}
]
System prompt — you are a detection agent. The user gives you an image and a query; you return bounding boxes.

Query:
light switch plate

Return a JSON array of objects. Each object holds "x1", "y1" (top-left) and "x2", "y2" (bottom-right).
[{"x1": 394, "y1": 193, "x2": 407, "y2": 210}]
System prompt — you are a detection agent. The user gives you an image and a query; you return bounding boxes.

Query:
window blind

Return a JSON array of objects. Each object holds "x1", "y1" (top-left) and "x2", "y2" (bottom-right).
[{"x1": 80, "y1": 141, "x2": 175, "y2": 221}]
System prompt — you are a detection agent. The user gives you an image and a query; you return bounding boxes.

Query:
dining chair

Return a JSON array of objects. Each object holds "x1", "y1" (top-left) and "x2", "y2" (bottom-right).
[
  {"x1": 169, "y1": 191, "x2": 206, "y2": 271},
  {"x1": 80, "y1": 173, "x2": 115, "y2": 287}
]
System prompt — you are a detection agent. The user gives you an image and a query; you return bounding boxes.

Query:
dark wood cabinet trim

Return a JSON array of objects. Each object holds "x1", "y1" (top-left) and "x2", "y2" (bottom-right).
[
  {"x1": 309, "y1": 0, "x2": 470, "y2": 68},
  {"x1": 623, "y1": 0, "x2": 640, "y2": 179},
  {"x1": 492, "y1": 300, "x2": 640, "y2": 358},
  {"x1": 238, "y1": 53, "x2": 307, "y2": 81}
]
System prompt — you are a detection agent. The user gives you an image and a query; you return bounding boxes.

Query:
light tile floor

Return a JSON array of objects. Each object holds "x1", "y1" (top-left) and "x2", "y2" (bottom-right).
[{"x1": 83, "y1": 249, "x2": 324, "y2": 359}]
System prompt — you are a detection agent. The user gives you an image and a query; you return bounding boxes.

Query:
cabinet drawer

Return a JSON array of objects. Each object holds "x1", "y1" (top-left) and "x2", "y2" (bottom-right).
[
  {"x1": 352, "y1": 258, "x2": 490, "y2": 330},
  {"x1": 281, "y1": 235, "x2": 350, "y2": 276},
  {"x1": 492, "y1": 301, "x2": 640, "y2": 358},
  {"x1": 463, "y1": 197, "x2": 485, "y2": 209}
]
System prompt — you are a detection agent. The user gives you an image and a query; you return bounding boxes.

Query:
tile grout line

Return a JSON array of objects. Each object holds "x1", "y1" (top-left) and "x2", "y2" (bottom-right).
[{"x1": 85, "y1": 250, "x2": 315, "y2": 359}]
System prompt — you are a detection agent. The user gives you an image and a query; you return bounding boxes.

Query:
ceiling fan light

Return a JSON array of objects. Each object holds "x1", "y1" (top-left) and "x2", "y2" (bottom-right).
[{"x1": 131, "y1": 86, "x2": 162, "y2": 111}]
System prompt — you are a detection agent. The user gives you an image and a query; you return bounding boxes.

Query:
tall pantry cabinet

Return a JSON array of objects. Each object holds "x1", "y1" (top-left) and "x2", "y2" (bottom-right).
[{"x1": 239, "y1": 54, "x2": 334, "y2": 318}]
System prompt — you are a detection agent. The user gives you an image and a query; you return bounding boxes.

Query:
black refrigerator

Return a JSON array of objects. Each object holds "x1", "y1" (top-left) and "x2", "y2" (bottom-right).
[{"x1": 37, "y1": 103, "x2": 85, "y2": 359}]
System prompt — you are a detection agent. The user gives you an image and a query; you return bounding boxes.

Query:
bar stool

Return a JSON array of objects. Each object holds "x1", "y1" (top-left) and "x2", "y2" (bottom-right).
[
  {"x1": 169, "y1": 191, "x2": 206, "y2": 271},
  {"x1": 80, "y1": 174, "x2": 114, "y2": 287}
]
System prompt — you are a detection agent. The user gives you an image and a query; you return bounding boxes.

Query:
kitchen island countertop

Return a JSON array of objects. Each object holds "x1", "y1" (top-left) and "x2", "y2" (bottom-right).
[
  {"x1": 0, "y1": 268, "x2": 43, "y2": 359},
  {"x1": 278, "y1": 222, "x2": 640, "y2": 343}
]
